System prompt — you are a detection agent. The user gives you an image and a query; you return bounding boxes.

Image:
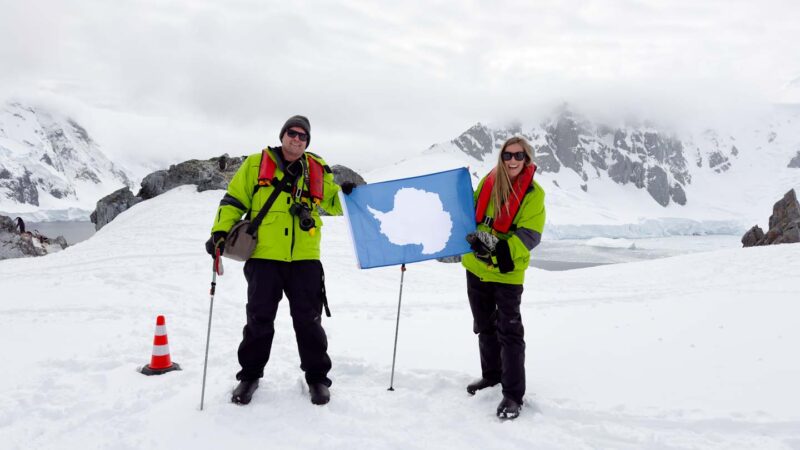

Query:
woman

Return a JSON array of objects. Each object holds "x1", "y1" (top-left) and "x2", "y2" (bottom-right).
[{"x1": 462, "y1": 136, "x2": 546, "y2": 420}]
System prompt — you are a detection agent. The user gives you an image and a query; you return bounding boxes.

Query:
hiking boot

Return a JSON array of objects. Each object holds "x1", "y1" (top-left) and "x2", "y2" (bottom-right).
[
  {"x1": 466, "y1": 378, "x2": 500, "y2": 395},
  {"x1": 308, "y1": 383, "x2": 330, "y2": 405},
  {"x1": 496, "y1": 396, "x2": 521, "y2": 420},
  {"x1": 231, "y1": 379, "x2": 259, "y2": 405}
]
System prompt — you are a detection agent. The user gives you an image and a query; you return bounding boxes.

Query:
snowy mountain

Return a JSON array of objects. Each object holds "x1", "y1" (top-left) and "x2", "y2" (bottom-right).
[
  {"x1": 371, "y1": 105, "x2": 800, "y2": 233},
  {"x1": 0, "y1": 102, "x2": 132, "y2": 220},
  {"x1": 0, "y1": 186, "x2": 797, "y2": 449}
]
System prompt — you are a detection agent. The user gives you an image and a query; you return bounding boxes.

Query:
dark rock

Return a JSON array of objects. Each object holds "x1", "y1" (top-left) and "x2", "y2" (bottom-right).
[
  {"x1": 548, "y1": 113, "x2": 584, "y2": 174},
  {"x1": 450, "y1": 123, "x2": 496, "y2": 161},
  {"x1": 533, "y1": 142, "x2": 561, "y2": 173},
  {"x1": 789, "y1": 151, "x2": 800, "y2": 168},
  {"x1": 670, "y1": 183, "x2": 687, "y2": 206},
  {"x1": 90, "y1": 187, "x2": 143, "y2": 230},
  {"x1": 708, "y1": 151, "x2": 731, "y2": 173},
  {"x1": 742, "y1": 189, "x2": 800, "y2": 247},
  {"x1": 741, "y1": 225, "x2": 764, "y2": 247},
  {"x1": 646, "y1": 166, "x2": 670, "y2": 207},
  {"x1": 608, "y1": 152, "x2": 645, "y2": 189},
  {"x1": 68, "y1": 119, "x2": 92, "y2": 144},
  {"x1": 1, "y1": 170, "x2": 39, "y2": 206},
  {"x1": 436, "y1": 255, "x2": 462, "y2": 263},
  {"x1": 331, "y1": 165, "x2": 366, "y2": 186},
  {"x1": 137, "y1": 155, "x2": 245, "y2": 199},
  {"x1": 0, "y1": 215, "x2": 14, "y2": 233}
]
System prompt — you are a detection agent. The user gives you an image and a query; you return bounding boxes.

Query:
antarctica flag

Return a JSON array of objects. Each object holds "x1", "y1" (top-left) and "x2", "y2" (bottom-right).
[{"x1": 341, "y1": 168, "x2": 476, "y2": 269}]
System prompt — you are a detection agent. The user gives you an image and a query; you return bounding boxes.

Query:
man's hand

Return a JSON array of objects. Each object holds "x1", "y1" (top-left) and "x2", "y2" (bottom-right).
[
  {"x1": 205, "y1": 231, "x2": 227, "y2": 258},
  {"x1": 340, "y1": 181, "x2": 358, "y2": 195},
  {"x1": 466, "y1": 231, "x2": 498, "y2": 264}
]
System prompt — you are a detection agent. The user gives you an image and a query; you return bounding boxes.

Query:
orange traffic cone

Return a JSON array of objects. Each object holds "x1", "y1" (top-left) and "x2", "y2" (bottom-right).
[{"x1": 140, "y1": 315, "x2": 181, "y2": 375}]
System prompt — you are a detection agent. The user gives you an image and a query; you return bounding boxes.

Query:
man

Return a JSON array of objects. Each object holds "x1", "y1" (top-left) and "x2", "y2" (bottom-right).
[{"x1": 206, "y1": 115, "x2": 355, "y2": 406}]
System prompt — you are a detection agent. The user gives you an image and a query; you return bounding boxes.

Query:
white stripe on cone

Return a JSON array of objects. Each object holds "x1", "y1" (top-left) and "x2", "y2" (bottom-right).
[{"x1": 152, "y1": 344, "x2": 171, "y2": 356}]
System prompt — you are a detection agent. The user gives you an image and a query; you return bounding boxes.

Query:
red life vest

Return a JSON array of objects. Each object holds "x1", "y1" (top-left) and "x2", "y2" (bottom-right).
[
  {"x1": 257, "y1": 148, "x2": 324, "y2": 203},
  {"x1": 475, "y1": 163, "x2": 536, "y2": 233}
]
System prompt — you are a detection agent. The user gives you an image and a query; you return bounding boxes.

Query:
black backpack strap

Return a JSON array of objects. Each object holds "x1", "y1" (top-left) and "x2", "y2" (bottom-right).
[{"x1": 245, "y1": 175, "x2": 290, "y2": 235}]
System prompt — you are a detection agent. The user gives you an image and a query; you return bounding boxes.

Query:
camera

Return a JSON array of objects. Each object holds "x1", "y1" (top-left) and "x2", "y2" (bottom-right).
[{"x1": 290, "y1": 202, "x2": 316, "y2": 231}]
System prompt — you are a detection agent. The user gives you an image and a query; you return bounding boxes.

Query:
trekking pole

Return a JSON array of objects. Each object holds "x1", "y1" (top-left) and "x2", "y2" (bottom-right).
[
  {"x1": 200, "y1": 249, "x2": 223, "y2": 410},
  {"x1": 388, "y1": 264, "x2": 406, "y2": 391}
]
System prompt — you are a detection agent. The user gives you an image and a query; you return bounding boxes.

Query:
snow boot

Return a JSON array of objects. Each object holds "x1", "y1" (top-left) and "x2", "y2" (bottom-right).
[
  {"x1": 308, "y1": 383, "x2": 330, "y2": 405},
  {"x1": 231, "y1": 379, "x2": 259, "y2": 405},
  {"x1": 466, "y1": 378, "x2": 500, "y2": 395},
  {"x1": 496, "y1": 397, "x2": 521, "y2": 420}
]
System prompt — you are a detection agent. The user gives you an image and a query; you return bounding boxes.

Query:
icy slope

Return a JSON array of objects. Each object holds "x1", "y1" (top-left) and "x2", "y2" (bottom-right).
[
  {"x1": 0, "y1": 102, "x2": 131, "y2": 218},
  {"x1": 0, "y1": 186, "x2": 797, "y2": 449}
]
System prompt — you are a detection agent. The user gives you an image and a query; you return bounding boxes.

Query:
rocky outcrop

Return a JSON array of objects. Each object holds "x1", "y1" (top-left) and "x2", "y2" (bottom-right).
[
  {"x1": 0, "y1": 214, "x2": 68, "y2": 260},
  {"x1": 138, "y1": 155, "x2": 245, "y2": 200},
  {"x1": 742, "y1": 189, "x2": 800, "y2": 247},
  {"x1": 331, "y1": 164, "x2": 366, "y2": 186},
  {"x1": 90, "y1": 187, "x2": 143, "y2": 230},
  {"x1": 91, "y1": 154, "x2": 245, "y2": 230},
  {"x1": 90, "y1": 154, "x2": 366, "y2": 229}
]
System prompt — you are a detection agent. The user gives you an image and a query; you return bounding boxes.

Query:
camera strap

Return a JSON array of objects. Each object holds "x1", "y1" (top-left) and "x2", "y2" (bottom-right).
[
  {"x1": 245, "y1": 174, "x2": 290, "y2": 236},
  {"x1": 293, "y1": 156, "x2": 310, "y2": 205}
]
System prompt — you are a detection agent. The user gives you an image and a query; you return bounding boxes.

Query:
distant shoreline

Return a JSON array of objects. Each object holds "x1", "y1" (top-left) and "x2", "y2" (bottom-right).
[{"x1": 26, "y1": 221, "x2": 95, "y2": 246}]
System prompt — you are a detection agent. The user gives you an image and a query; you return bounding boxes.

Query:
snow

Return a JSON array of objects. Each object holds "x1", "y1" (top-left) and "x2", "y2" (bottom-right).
[
  {"x1": 584, "y1": 237, "x2": 636, "y2": 249},
  {"x1": 0, "y1": 185, "x2": 798, "y2": 449},
  {"x1": 0, "y1": 102, "x2": 131, "y2": 218}
]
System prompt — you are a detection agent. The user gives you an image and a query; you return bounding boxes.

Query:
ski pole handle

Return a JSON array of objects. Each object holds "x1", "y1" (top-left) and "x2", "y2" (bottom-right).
[{"x1": 213, "y1": 248, "x2": 224, "y2": 276}]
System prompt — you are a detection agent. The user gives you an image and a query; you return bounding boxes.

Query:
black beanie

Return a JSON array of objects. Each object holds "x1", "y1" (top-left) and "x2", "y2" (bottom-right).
[{"x1": 279, "y1": 115, "x2": 311, "y2": 147}]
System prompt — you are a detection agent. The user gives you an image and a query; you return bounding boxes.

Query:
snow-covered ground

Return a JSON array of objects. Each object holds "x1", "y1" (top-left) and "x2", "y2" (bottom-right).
[{"x1": 0, "y1": 186, "x2": 798, "y2": 449}]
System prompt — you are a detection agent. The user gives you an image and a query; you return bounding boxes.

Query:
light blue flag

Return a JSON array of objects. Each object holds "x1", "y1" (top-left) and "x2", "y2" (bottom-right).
[{"x1": 342, "y1": 167, "x2": 476, "y2": 269}]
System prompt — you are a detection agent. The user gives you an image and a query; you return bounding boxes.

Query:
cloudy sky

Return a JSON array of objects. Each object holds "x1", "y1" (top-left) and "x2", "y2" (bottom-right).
[{"x1": 1, "y1": 0, "x2": 799, "y2": 173}]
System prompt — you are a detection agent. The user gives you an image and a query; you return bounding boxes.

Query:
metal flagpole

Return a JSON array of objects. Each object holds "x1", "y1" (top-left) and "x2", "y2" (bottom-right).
[{"x1": 388, "y1": 263, "x2": 406, "y2": 391}]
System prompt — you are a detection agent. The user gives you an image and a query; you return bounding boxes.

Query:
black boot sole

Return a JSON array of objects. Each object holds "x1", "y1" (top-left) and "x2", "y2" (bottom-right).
[{"x1": 497, "y1": 409, "x2": 520, "y2": 420}]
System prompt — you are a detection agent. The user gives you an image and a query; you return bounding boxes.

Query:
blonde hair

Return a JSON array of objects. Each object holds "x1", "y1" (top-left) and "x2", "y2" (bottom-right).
[{"x1": 492, "y1": 136, "x2": 535, "y2": 214}]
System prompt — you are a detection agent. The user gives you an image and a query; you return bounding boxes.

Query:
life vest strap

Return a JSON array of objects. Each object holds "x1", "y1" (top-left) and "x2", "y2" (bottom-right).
[
  {"x1": 254, "y1": 148, "x2": 324, "y2": 201},
  {"x1": 475, "y1": 164, "x2": 536, "y2": 234}
]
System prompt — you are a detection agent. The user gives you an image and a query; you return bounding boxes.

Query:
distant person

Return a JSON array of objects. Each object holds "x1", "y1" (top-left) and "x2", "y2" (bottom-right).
[
  {"x1": 462, "y1": 136, "x2": 546, "y2": 420},
  {"x1": 15, "y1": 217, "x2": 25, "y2": 234},
  {"x1": 205, "y1": 115, "x2": 356, "y2": 406}
]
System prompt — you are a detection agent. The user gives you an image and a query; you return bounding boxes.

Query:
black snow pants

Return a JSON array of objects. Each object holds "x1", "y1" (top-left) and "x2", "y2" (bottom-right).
[
  {"x1": 466, "y1": 271, "x2": 525, "y2": 404},
  {"x1": 236, "y1": 259, "x2": 332, "y2": 387}
]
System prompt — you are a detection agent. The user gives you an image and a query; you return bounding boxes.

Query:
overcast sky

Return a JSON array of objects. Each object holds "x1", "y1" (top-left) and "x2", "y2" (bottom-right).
[{"x1": 1, "y1": 0, "x2": 799, "y2": 173}]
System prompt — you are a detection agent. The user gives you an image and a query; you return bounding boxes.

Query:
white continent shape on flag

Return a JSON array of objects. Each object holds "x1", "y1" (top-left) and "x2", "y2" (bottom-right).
[{"x1": 367, "y1": 187, "x2": 453, "y2": 254}]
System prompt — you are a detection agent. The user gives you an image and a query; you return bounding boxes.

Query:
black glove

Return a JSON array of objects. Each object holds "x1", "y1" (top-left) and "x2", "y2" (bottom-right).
[
  {"x1": 340, "y1": 181, "x2": 357, "y2": 195},
  {"x1": 495, "y1": 239, "x2": 514, "y2": 273},
  {"x1": 205, "y1": 231, "x2": 227, "y2": 258},
  {"x1": 466, "y1": 231, "x2": 497, "y2": 265}
]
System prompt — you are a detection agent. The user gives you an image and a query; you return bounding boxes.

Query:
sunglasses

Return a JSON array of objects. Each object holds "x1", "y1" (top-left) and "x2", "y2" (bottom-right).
[
  {"x1": 501, "y1": 151, "x2": 526, "y2": 161},
  {"x1": 286, "y1": 129, "x2": 309, "y2": 142}
]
